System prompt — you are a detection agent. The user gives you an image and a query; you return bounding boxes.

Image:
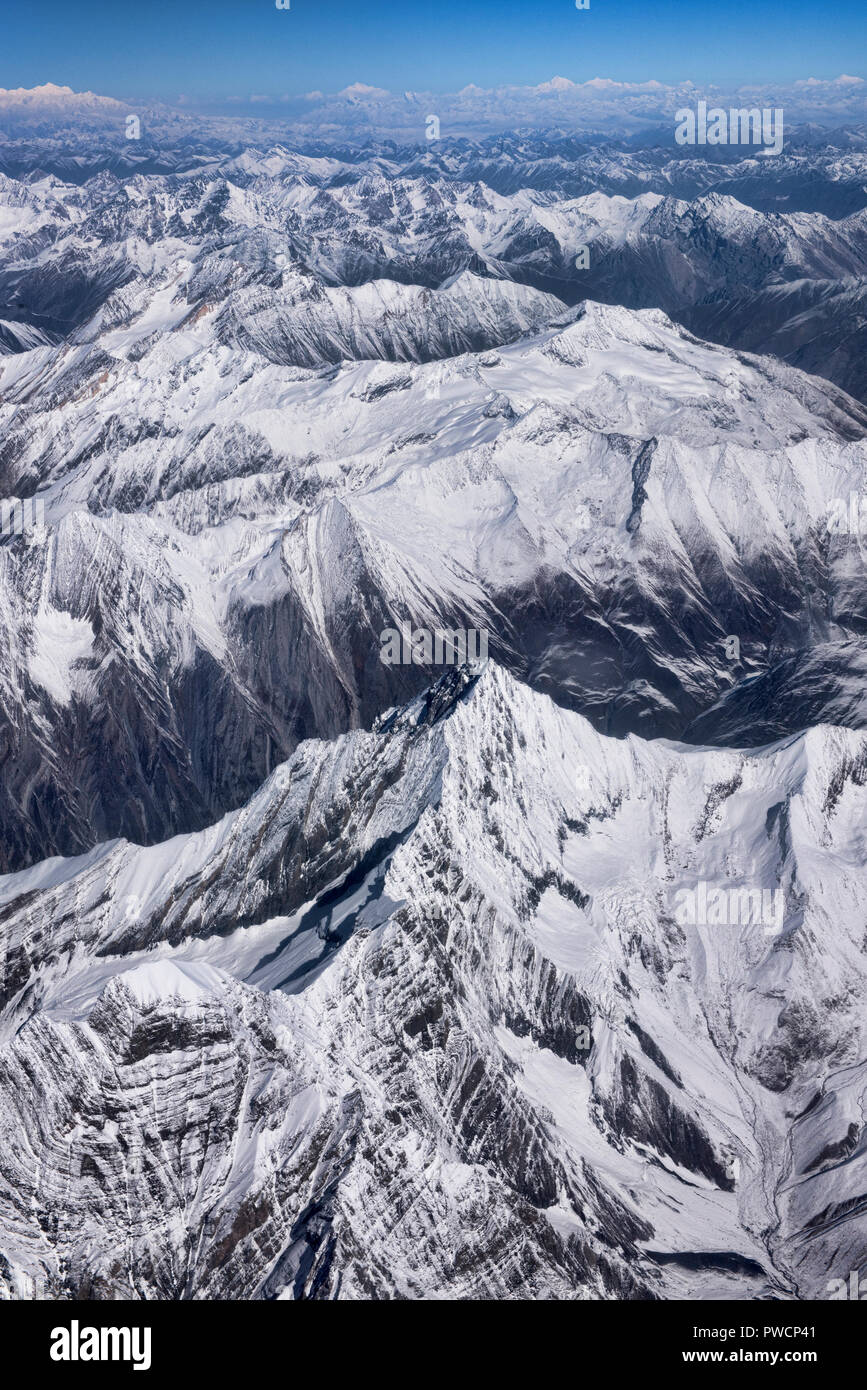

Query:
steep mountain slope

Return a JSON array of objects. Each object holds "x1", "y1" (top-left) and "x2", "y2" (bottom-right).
[
  {"x1": 1, "y1": 100, "x2": 866, "y2": 1307},
  {"x1": 3, "y1": 157, "x2": 867, "y2": 407},
  {"x1": 688, "y1": 275, "x2": 867, "y2": 412},
  {"x1": 218, "y1": 269, "x2": 566, "y2": 366},
  {"x1": 0, "y1": 664, "x2": 864, "y2": 1300},
  {"x1": 0, "y1": 287, "x2": 866, "y2": 868},
  {"x1": 0, "y1": 292, "x2": 866, "y2": 870}
]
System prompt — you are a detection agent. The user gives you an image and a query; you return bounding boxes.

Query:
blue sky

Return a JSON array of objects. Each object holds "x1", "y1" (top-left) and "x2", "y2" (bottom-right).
[{"x1": 4, "y1": 0, "x2": 866, "y2": 102}]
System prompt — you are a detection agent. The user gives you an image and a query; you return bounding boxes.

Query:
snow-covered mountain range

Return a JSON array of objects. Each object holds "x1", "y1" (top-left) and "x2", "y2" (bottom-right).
[
  {"x1": 0, "y1": 90, "x2": 866, "y2": 1302},
  {"x1": 2, "y1": 75, "x2": 866, "y2": 144},
  {"x1": 3, "y1": 148, "x2": 867, "y2": 392},
  {"x1": 1, "y1": 663, "x2": 865, "y2": 1299},
  {"x1": 1, "y1": 251, "x2": 866, "y2": 869}
]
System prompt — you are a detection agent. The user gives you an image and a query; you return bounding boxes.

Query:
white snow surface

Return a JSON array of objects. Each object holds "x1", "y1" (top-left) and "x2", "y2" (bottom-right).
[{"x1": 0, "y1": 663, "x2": 864, "y2": 1299}]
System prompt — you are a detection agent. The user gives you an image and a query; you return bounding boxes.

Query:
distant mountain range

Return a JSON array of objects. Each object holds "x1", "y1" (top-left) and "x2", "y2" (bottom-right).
[{"x1": 2, "y1": 75, "x2": 867, "y2": 142}]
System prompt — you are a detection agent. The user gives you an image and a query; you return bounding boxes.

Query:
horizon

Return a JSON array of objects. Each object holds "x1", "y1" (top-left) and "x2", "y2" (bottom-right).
[
  {"x1": 2, "y1": 0, "x2": 866, "y2": 106},
  {"x1": 3, "y1": 73, "x2": 867, "y2": 145},
  {"x1": 5, "y1": 72, "x2": 867, "y2": 104}
]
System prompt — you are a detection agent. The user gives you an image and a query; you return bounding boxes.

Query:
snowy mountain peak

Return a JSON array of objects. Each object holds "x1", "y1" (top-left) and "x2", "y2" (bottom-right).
[
  {"x1": 0, "y1": 658, "x2": 865, "y2": 1297},
  {"x1": 1, "y1": 123, "x2": 867, "y2": 1305},
  {"x1": 0, "y1": 82, "x2": 127, "y2": 109}
]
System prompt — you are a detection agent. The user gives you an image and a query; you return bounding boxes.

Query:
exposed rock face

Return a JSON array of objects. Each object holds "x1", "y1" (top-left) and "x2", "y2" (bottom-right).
[
  {"x1": 1, "y1": 117, "x2": 867, "y2": 1303},
  {"x1": 1, "y1": 276, "x2": 867, "y2": 868},
  {"x1": 0, "y1": 666, "x2": 865, "y2": 1300},
  {"x1": 2, "y1": 149, "x2": 867, "y2": 873}
]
